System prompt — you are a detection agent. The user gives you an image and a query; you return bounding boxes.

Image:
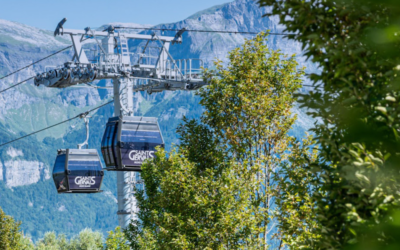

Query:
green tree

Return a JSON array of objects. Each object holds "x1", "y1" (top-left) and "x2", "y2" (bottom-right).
[
  {"x1": 258, "y1": 0, "x2": 400, "y2": 248},
  {"x1": 273, "y1": 135, "x2": 321, "y2": 249},
  {"x1": 69, "y1": 228, "x2": 103, "y2": 250},
  {"x1": 35, "y1": 229, "x2": 103, "y2": 250},
  {"x1": 0, "y1": 209, "x2": 105, "y2": 250},
  {"x1": 0, "y1": 207, "x2": 26, "y2": 250},
  {"x1": 127, "y1": 33, "x2": 306, "y2": 249},
  {"x1": 36, "y1": 232, "x2": 59, "y2": 250},
  {"x1": 35, "y1": 232, "x2": 69, "y2": 250},
  {"x1": 105, "y1": 227, "x2": 129, "y2": 250},
  {"x1": 129, "y1": 146, "x2": 260, "y2": 249},
  {"x1": 20, "y1": 236, "x2": 35, "y2": 250},
  {"x1": 200, "y1": 32, "x2": 304, "y2": 248}
]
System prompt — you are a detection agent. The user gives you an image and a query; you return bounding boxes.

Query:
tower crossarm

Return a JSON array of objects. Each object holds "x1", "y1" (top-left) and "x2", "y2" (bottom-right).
[
  {"x1": 34, "y1": 19, "x2": 207, "y2": 92},
  {"x1": 61, "y1": 29, "x2": 177, "y2": 42}
]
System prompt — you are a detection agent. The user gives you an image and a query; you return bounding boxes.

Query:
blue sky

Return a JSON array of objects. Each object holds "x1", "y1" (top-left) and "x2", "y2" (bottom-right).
[{"x1": 0, "y1": 0, "x2": 231, "y2": 31}]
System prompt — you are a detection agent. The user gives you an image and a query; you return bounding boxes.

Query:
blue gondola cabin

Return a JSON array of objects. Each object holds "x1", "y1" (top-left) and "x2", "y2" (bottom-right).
[{"x1": 53, "y1": 149, "x2": 104, "y2": 193}]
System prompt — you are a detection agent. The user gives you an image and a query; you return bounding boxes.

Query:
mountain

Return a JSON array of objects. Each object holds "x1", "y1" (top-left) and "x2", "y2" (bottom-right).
[{"x1": 0, "y1": 0, "x2": 315, "y2": 240}]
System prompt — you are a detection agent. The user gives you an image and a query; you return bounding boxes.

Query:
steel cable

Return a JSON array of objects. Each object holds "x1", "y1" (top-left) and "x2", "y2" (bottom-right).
[
  {"x1": 0, "y1": 46, "x2": 72, "y2": 81},
  {"x1": 0, "y1": 46, "x2": 72, "y2": 94},
  {"x1": 0, "y1": 100, "x2": 113, "y2": 148},
  {"x1": 0, "y1": 76, "x2": 34, "y2": 94},
  {"x1": 114, "y1": 27, "x2": 291, "y2": 36}
]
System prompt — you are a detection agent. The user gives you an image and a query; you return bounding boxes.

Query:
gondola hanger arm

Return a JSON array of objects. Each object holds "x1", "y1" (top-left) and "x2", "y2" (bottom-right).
[{"x1": 77, "y1": 113, "x2": 91, "y2": 149}]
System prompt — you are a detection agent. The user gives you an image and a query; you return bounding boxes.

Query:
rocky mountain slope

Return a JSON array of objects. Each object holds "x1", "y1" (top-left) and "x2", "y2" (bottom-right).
[{"x1": 0, "y1": 0, "x2": 315, "y2": 240}]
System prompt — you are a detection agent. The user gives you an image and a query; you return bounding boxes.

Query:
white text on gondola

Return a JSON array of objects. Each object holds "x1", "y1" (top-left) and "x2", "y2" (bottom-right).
[
  {"x1": 128, "y1": 150, "x2": 155, "y2": 161},
  {"x1": 75, "y1": 176, "x2": 96, "y2": 187}
]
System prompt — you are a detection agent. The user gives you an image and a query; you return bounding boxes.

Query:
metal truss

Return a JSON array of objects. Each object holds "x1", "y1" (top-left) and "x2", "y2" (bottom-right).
[{"x1": 34, "y1": 18, "x2": 207, "y2": 94}]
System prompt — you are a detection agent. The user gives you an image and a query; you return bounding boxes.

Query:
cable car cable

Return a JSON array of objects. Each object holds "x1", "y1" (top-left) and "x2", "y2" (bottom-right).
[
  {"x1": 0, "y1": 46, "x2": 72, "y2": 81},
  {"x1": 114, "y1": 26, "x2": 291, "y2": 36},
  {"x1": 303, "y1": 84, "x2": 323, "y2": 89},
  {"x1": 0, "y1": 76, "x2": 34, "y2": 94},
  {"x1": 0, "y1": 100, "x2": 113, "y2": 148}
]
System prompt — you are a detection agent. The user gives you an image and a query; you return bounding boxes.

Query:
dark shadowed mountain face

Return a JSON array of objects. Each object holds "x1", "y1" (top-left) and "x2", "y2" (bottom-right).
[{"x1": 0, "y1": 0, "x2": 314, "y2": 240}]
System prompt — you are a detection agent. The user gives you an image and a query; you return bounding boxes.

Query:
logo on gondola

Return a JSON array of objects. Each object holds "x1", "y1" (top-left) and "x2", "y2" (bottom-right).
[
  {"x1": 74, "y1": 176, "x2": 96, "y2": 187},
  {"x1": 128, "y1": 150, "x2": 155, "y2": 161}
]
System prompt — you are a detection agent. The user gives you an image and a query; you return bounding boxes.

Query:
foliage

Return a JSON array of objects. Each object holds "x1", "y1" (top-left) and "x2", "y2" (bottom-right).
[
  {"x1": 35, "y1": 232, "x2": 68, "y2": 250},
  {"x1": 134, "y1": 147, "x2": 262, "y2": 249},
  {"x1": 127, "y1": 33, "x2": 307, "y2": 249},
  {"x1": 34, "y1": 229, "x2": 103, "y2": 250},
  {"x1": 273, "y1": 135, "x2": 321, "y2": 249},
  {"x1": 343, "y1": 209, "x2": 400, "y2": 250},
  {"x1": 20, "y1": 236, "x2": 35, "y2": 250},
  {"x1": 0, "y1": 207, "x2": 25, "y2": 250},
  {"x1": 0, "y1": 207, "x2": 112, "y2": 250},
  {"x1": 0, "y1": 206, "x2": 137, "y2": 250},
  {"x1": 105, "y1": 227, "x2": 129, "y2": 250},
  {"x1": 69, "y1": 229, "x2": 103, "y2": 250},
  {"x1": 200, "y1": 31, "x2": 304, "y2": 248},
  {"x1": 258, "y1": 0, "x2": 400, "y2": 248}
]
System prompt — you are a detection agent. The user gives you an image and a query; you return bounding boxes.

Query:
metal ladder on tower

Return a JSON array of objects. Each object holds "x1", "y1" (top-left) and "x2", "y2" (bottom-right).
[{"x1": 118, "y1": 34, "x2": 131, "y2": 70}]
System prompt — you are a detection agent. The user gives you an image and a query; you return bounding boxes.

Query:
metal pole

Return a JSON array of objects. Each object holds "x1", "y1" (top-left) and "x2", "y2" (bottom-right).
[{"x1": 114, "y1": 77, "x2": 137, "y2": 229}]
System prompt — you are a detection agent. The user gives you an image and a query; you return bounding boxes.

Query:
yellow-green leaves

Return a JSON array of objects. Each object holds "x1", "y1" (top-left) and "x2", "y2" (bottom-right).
[
  {"x1": 274, "y1": 135, "x2": 321, "y2": 249},
  {"x1": 127, "y1": 33, "x2": 306, "y2": 249},
  {"x1": 105, "y1": 227, "x2": 130, "y2": 250},
  {"x1": 0, "y1": 208, "x2": 26, "y2": 250}
]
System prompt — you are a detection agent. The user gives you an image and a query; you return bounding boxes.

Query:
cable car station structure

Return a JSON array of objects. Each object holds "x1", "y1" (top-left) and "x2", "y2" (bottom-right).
[{"x1": 34, "y1": 18, "x2": 207, "y2": 228}]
